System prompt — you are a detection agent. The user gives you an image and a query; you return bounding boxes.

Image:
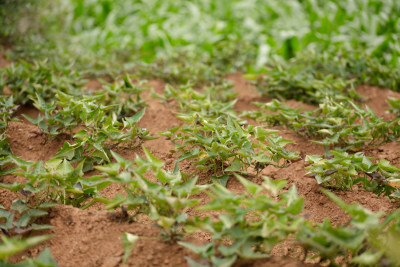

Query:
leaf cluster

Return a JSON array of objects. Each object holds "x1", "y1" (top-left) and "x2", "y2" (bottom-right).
[
  {"x1": 0, "y1": 59, "x2": 84, "y2": 104},
  {"x1": 0, "y1": 95, "x2": 18, "y2": 133},
  {"x1": 181, "y1": 184, "x2": 400, "y2": 267},
  {"x1": 0, "y1": 95, "x2": 18, "y2": 175},
  {"x1": 162, "y1": 114, "x2": 299, "y2": 176},
  {"x1": 154, "y1": 82, "x2": 242, "y2": 123},
  {"x1": 0, "y1": 235, "x2": 56, "y2": 266},
  {"x1": 388, "y1": 97, "x2": 400, "y2": 117},
  {"x1": 101, "y1": 75, "x2": 148, "y2": 121},
  {"x1": 305, "y1": 151, "x2": 400, "y2": 198},
  {"x1": 252, "y1": 50, "x2": 400, "y2": 105},
  {"x1": 297, "y1": 190, "x2": 400, "y2": 266},
  {"x1": 0, "y1": 157, "x2": 109, "y2": 208},
  {"x1": 23, "y1": 91, "x2": 154, "y2": 170},
  {"x1": 245, "y1": 98, "x2": 400, "y2": 150},
  {"x1": 0, "y1": 200, "x2": 53, "y2": 236},
  {"x1": 14, "y1": 0, "x2": 400, "y2": 81},
  {"x1": 97, "y1": 147, "x2": 208, "y2": 241},
  {"x1": 180, "y1": 175, "x2": 304, "y2": 266}
]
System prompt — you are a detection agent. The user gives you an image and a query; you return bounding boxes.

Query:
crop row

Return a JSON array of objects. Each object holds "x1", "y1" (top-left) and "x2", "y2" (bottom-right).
[{"x1": 1, "y1": 64, "x2": 400, "y2": 265}]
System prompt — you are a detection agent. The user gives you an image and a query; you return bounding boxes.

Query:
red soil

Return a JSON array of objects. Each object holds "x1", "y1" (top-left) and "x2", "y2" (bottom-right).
[{"x1": 1, "y1": 54, "x2": 400, "y2": 266}]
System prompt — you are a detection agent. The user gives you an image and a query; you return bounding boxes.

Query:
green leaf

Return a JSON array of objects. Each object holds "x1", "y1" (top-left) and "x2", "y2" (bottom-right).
[
  {"x1": 14, "y1": 213, "x2": 31, "y2": 228},
  {"x1": 0, "y1": 210, "x2": 14, "y2": 230},
  {"x1": 184, "y1": 257, "x2": 208, "y2": 267},
  {"x1": 121, "y1": 233, "x2": 139, "y2": 264},
  {"x1": 142, "y1": 146, "x2": 163, "y2": 169},
  {"x1": 219, "y1": 214, "x2": 234, "y2": 229},
  {"x1": 157, "y1": 216, "x2": 175, "y2": 228},
  {"x1": 261, "y1": 176, "x2": 287, "y2": 196},
  {"x1": 255, "y1": 127, "x2": 279, "y2": 141},
  {"x1": 211, "y1": 174, "x2": 230, "y2": 187},
  {"x1": 28, "y1": 247, "x2": 58, "y2": 266},
  {"x1": 10, "y1": 199, "x2": 29, "y2": 214},
  {"x1": 124, "y1": 108, "x2": 145, "y2": 126},
  {"x1": 174, "y1": 176, "x2": 200, "y2": 197},
  {"x1": 352, "y1": 250, "x2": 383, "y2": 265},
  {"x1": 178, "y1": 242, "x2": 214, "y2": 256},
  {"x1": 74, "y1": 129, "x2": 89, "y2": 140},
  {"x1": 225, "y1": 159, "x2": 242, "y2": 172},
  {"x1": 60, "y1": 159, "x2": 74, "y2": 175},
  {"x1": 211, "y1": 255, "x2": 237, "y2": 267},
  {"x1": 95, "y1": 163, "x2": 120, "y2": 176},
  {"x1": 28, "y1": 209, "x2": 48, "y2": 218},
  {"x1": 0, "y1": 182, "x2": 24, "y2": 192},
  {"x1": 379, "y1": 159, "x2": 400, "y2": 172},
  {"x1": 31, "y1": 224, "x2": 53, "y2": 231},
  {"x1": 234, "y1": 174, "x2": 262, "y2": 195},
  {"x1": 0, "y1": 235, "x2": 51, "y2": 260},
  {"x1": 54, "y1": 142, "x2": 76, "y2": 160},
  {"x1": 281, "y1": 186, "x2": 304, "y2": 214}
]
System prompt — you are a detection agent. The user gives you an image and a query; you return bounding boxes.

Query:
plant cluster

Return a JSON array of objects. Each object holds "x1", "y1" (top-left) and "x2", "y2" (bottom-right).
[
  {"x1": 0, "y1": 156, "x2": 109, "y2": 209},
  {"x1": 180, "y1": 175, "x2": 304, "y2": 266},
  {"x1": 0, "y1": 59, "x2": 85, "y2": 104},
  {"x1": 153, "y1": 82, "x2": 243, "y2": 123},
  {"x1": 0, "y1": 0, "x2": 41, "y2": 44},
  {"x1": 252, "y1": 51, "x2": 400, "y2": 105},
  {"x1": 305, "y1": 151, "x2": 400, "y2": 198},
  {"x1": 136, "y1": 52, "x2": 225, "y2": 85},
  {"x1": 96, "y1": 147, "x2": 208, "y2": 241},
  {"x1": 2, "y1": 1, "x2": 400, "y2": 266},
  {"x1": 179, "y1": 178, "x2": 400, "y2": 267},
  {"x1": 23, "y1": 91, "x2": 154, "y2": 170},
  {"x1": 0, "y1": 95, "x2": 18, "y2": 175},
  {"x1": 0, "y1": 95, "x2": 18, "y2": 133},
  {"x1": 101, "y1": 75, "x2": 148, "y2": 121},
  {"x1": 0, "y1": 134, "x2": 12, "y2": 176},
  {"x1": 0, "y1": 235, "x2": 57, "y2": 266},
  {"x1": 162, "y1": 114, "x2": 299, "y2": 177},
  {"x1": 0, "y1": 200, "x2": 53, "y2": 236},
  {"x1": 388, "y1": 97, "x2": 400, "y2": 117},
  {"x1": 7, "y1": 0, "x2": 400, "y2": 82},
  {"x1": 245, "y1": 98, "x2": 400, "y2": 150},
  {"x1": 251, "y1": 63, "x2": 358, "y2": 105},
  {"x1": 297, "y1": 190, "x2": 400, "y2": 266}
]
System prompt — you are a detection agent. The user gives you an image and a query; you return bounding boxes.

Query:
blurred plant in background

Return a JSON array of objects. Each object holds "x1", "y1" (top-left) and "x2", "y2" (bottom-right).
[{"x1": 1, "y1": 0, "x2": 399, "y2": 84}]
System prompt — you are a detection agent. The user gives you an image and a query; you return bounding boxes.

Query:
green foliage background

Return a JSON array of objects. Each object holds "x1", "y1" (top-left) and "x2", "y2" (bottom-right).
[{"x1": 2, "y1": 0, "x2": 400, "y2": 79}]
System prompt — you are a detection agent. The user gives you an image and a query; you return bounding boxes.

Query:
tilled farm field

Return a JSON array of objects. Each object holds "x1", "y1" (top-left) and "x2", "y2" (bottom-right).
[
  {"x1": 2, "y1": 50, "x2": 400, "y2": 265},
  {"x1": 1, "y1": 1, "x2": 400, "y2": 267}
]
